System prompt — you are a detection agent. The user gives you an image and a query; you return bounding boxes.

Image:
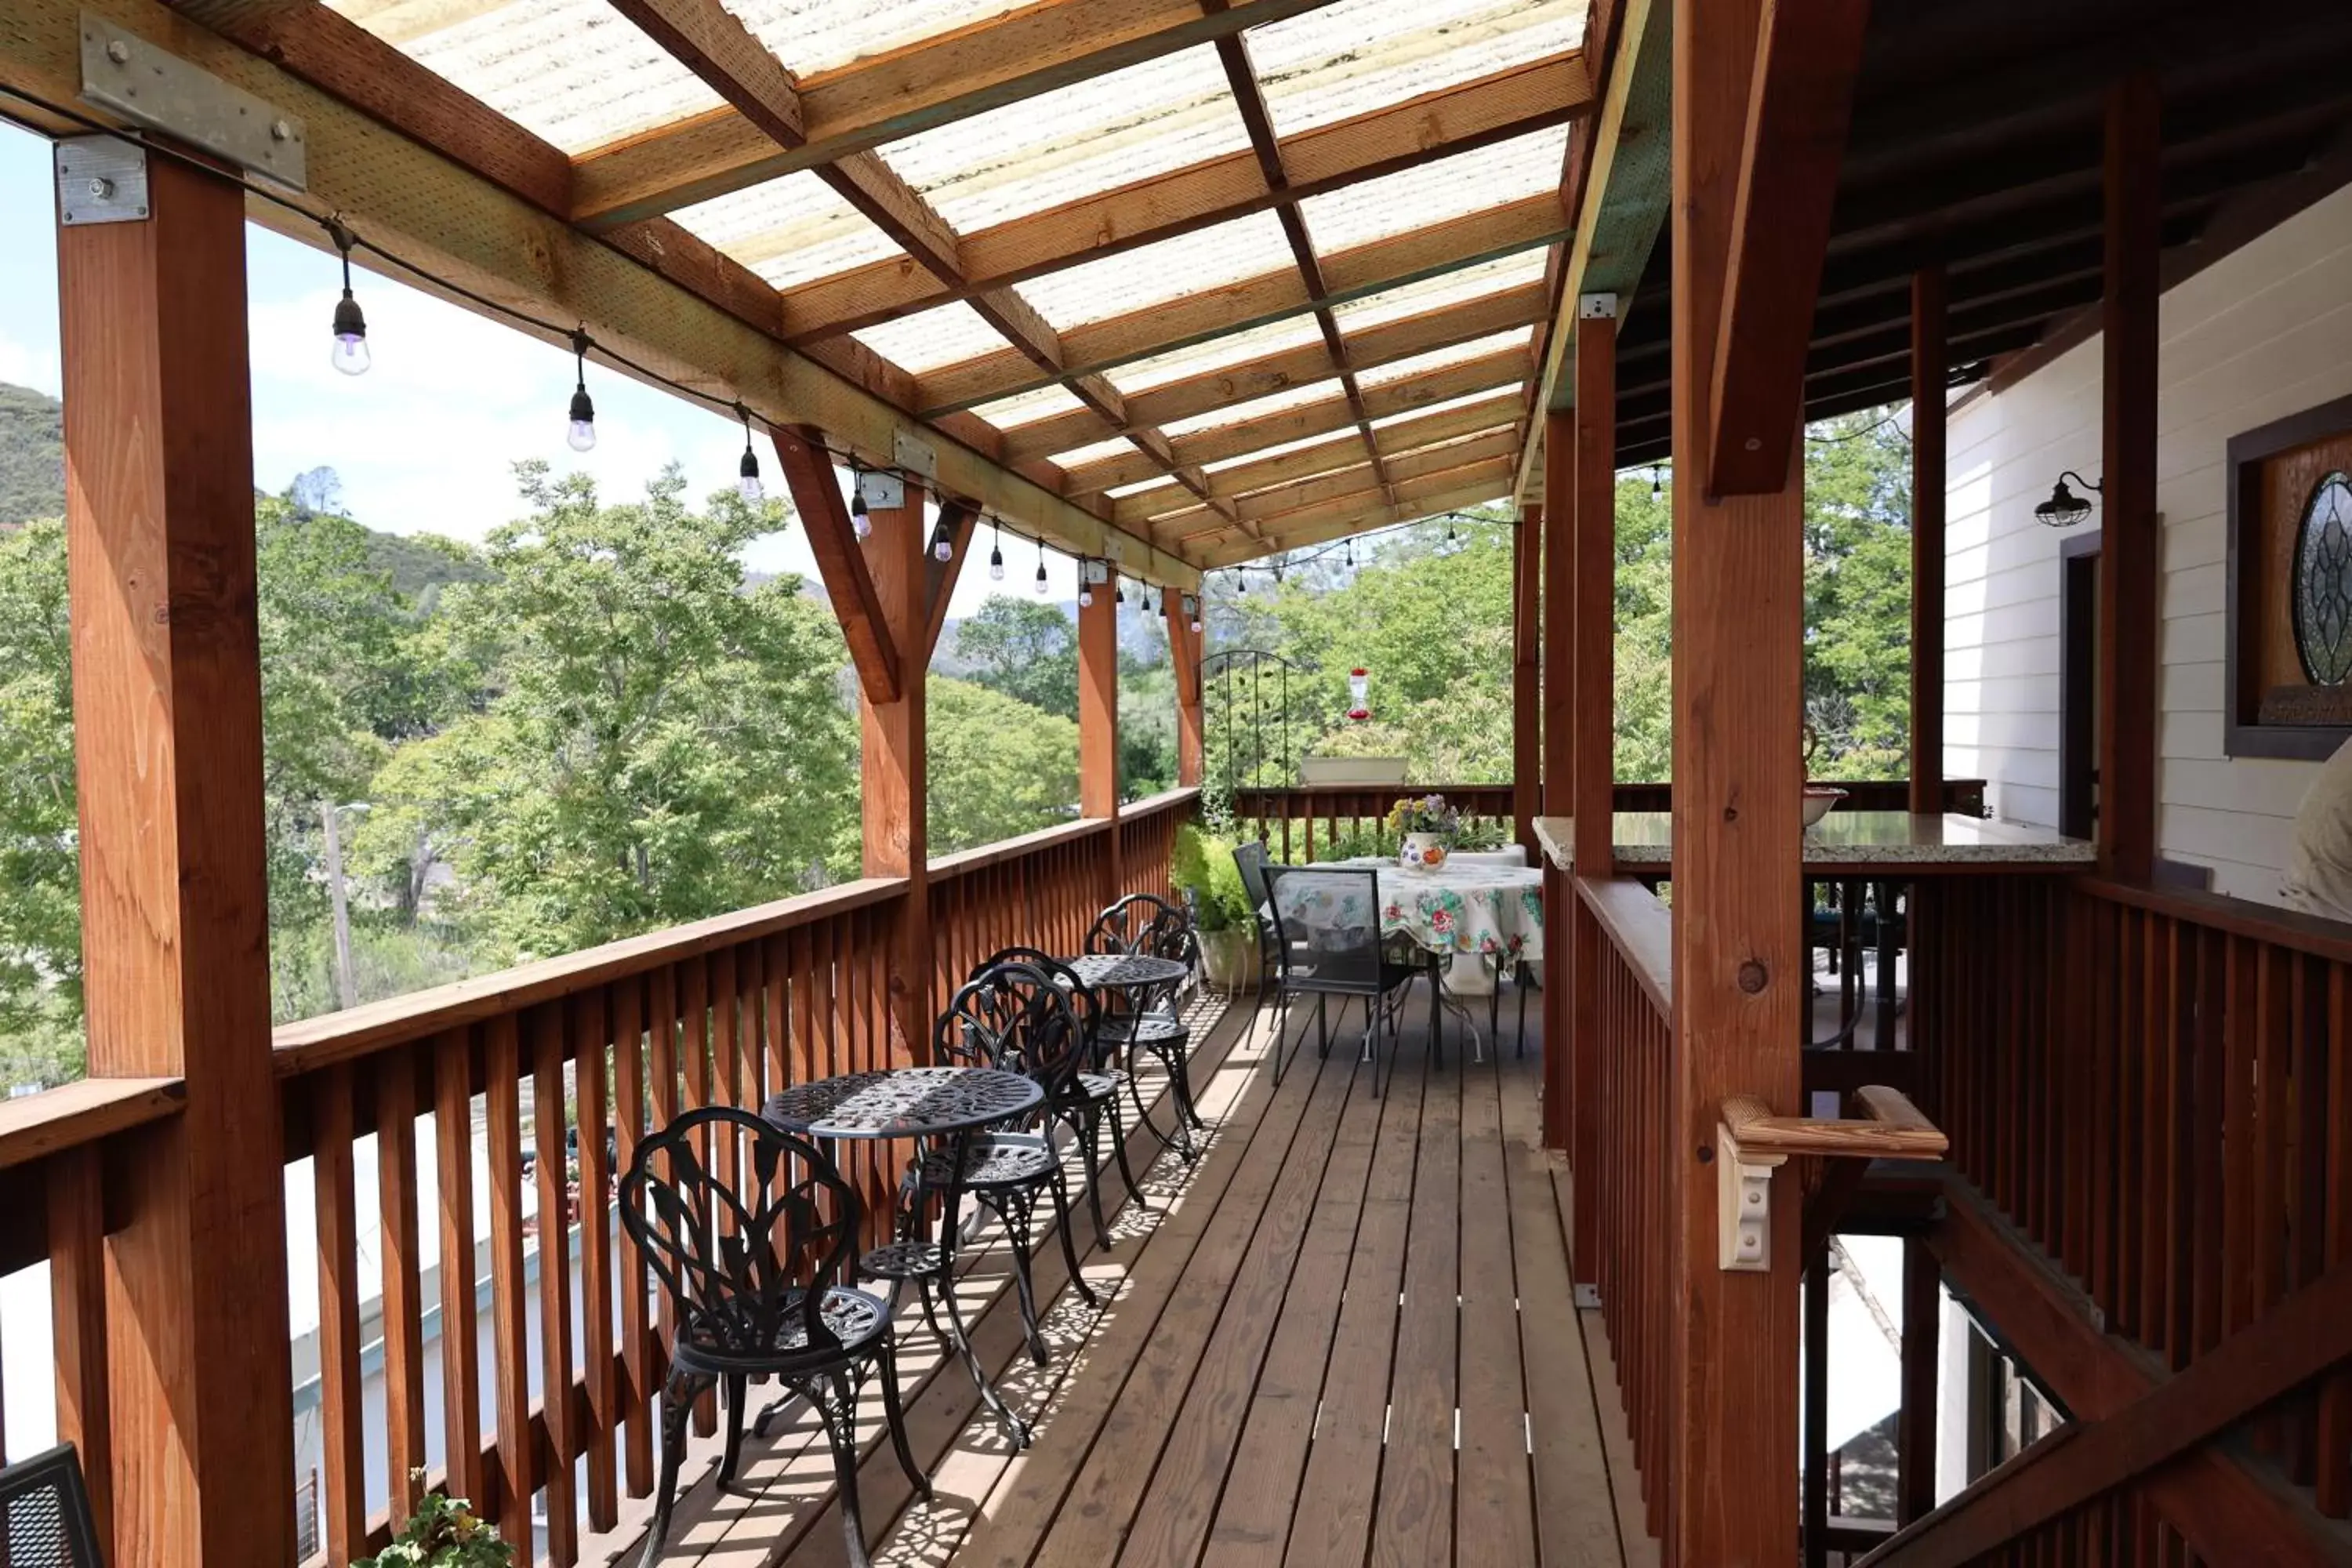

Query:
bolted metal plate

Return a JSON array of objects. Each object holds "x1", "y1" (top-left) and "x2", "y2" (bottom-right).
[
  {"x1": 56, "y1": 136, "x2": 148, "y2": 225},
  {"x1": 80, "y1": 14, "x2": 307, "y2": 189},
  {"x1": 856, "y1": 469, "x2": 906, "y2": 513},
  {"x1": 891, "y1": 428, "x2": 938, "y2": 481}
]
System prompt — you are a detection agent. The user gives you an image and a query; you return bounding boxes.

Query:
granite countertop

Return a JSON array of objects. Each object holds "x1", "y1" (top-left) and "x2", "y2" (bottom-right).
[{"x1": 1531, "y1": 811, "x2": 2096, "y2": 873}]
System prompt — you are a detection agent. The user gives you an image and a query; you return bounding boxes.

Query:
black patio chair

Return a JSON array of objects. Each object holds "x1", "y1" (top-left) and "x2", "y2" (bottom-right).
[
  {"x1": 1232, "y1": 840, "x2": 1286, "y2": 1000},
  {"x1": 1086, "y1": 893, "x2": 1206, "y2": 1159},
  {"x1": 0, "y1": 1444, "x2": 102, "y2": 1567},
  {"x1": 869, "y1": 964, "x2": 1099, "y2": 1371},
  {"x1": 1264, "y1": 865, "x2": 1421, "y2": 1097},
  {"x1": 622, "y1": 1107, "x2": 927, "y2": 1568}
]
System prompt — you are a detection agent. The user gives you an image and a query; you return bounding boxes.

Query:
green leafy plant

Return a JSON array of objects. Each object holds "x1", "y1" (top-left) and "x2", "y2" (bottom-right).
[
  {"x1": 353, "y1": 1483, "x2": 514, "y2": 1568},
  {"x1": 1171, "y1": 822, "x2": 1252, "y2": 934}
]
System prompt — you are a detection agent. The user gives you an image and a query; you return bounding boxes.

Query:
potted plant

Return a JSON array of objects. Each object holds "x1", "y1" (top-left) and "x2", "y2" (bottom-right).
[
  {"x1": 1386, "y1": 793, "x2": 1462, "y2": 871},
  {"x1": 1171, "y1": 822, "x2": 1259, "y2": 993},
  {"x1": 354, "y1": 1481, "x2": 514, "y2": 1567}
]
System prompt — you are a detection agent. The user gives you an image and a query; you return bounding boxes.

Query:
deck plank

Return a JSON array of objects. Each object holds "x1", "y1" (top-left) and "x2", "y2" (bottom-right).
[
  {"x1": 1368, "y1": 1020, "x2": 1462, "y2": 1568},
  {"x1": 1110, "y1": 1002, "x2": 1386, "y2": 1566},
  {"x1": 948, "y1": 1004, "x2": 1344, "y2": 1568},
  {"x1": 1499, "y1": 1049, "x2": 1626, "y2": 1568},
  {"x1": 1201, "y1": 1009, "x2": 1396, "y2": 1566},
  {"x1": 1456, "y1": 1047, "x2": 1541, "y2": 1564}
]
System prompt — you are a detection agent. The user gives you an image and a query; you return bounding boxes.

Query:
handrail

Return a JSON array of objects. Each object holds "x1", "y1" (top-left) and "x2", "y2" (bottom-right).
[
  {"x1": 1576, "y1": 873, "x2": 1674, "y2": 1013},
  {"x1": 270, "y1": 875, "x2": 907, "y2": 1077},
  {"x1": 1123, "y1": 785, "x2": 1202, "y2": 818},
  {"x1": 926, "y1": 813, "x2": 1111, "y2": 879},
  {"x1": 2075, "y1": 872, "x2": 2352, "y2": 966},
  {"x1": 1719, "y1": 1086, "x2": 1947, "y2": 1160},
  {"x1": 0, "y1": 1076, "x2": 185, "y2": 1171}
]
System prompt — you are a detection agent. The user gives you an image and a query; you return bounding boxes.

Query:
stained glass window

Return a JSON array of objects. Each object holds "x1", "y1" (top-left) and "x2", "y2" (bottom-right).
[{"x1": 2293, "y1": 471, "x2": 2352, "y2": 685}]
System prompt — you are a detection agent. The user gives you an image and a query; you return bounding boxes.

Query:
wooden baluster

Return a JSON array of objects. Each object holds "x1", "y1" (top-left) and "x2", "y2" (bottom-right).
[
  {"x1": 676, "y1": 956, "x2": 717, "y2": 1434},
  {"x1": 766, "y1": 934, "x2": 791, "y2": 1097},
  {"x1": 376, "y1": 1047, "x2": 429, "y2": 1522},
  {"x1": 2292, "y1": 955, "x2": 2330, "y2": 1479},
  {"x1": 313, "y1": 1063, "x2": 368, "y2": 1564},
  {"x1": 575, "y1": 986, "x2": 619, "y2": 1531},
  {"x1": 612, "y1": 975, "x2": 654, "y2": 1499},
  {"x1": 485, "y1": 1015, "x2": 535, "y2": 1544},
  {"x1": 434, "y1": 1027, "x2": 486, "y2": 1508},
  {"x1": 712, "y1": 946, "x2": 741, "y2": 1245},
  {"x1": 2321, "y1": 962, "x2": 2352, "y2": 1515},
  {"x1": 531, "y1": 1005, "x2": 579, "y2": 1563},
  {"x1": 48, "y1": 1143, "x2": 111, "y2": 1557},
  {"x1": 2191, "y1": 927, "x2": 2227, "y2": 1359}
]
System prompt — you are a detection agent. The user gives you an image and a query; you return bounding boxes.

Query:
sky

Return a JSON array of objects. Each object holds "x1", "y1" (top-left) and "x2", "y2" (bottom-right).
[{"x1": 0, "y1": 120, "x2": 1091, "y2": 616}]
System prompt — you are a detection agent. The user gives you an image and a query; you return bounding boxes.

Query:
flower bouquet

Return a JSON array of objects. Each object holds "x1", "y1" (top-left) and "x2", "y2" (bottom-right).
[{"x1": 1386, "y1": 793, "x2": 1461, "y2": 871}]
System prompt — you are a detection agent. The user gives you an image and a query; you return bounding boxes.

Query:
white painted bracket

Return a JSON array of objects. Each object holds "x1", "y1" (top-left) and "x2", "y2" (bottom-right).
[
  {"x1": 1578, "y1": 292, "x2": 1620, "y2": 320},
  {"x1": 1717, "y1": 1120, "x2": 1786, "y2": 1272}
]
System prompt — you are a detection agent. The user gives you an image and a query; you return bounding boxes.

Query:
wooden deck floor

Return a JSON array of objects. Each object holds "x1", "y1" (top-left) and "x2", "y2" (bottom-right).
[{"x1": 604, "y1": 982, "x2": 1655, "y2": 1568}]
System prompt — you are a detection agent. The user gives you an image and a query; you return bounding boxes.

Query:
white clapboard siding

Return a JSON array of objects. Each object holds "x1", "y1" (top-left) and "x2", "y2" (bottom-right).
[{"x1": 1942, "y1": 182, "x2": 2352, "y2": 906}]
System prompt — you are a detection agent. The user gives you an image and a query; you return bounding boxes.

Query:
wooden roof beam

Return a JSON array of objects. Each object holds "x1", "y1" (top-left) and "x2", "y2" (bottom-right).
[
  {"x1": 1194, "y1": 469, "x2": 1518, "y2": 565},
  {"x1": 1705, "y1": 0, "x2": 1873, "y2": 495},
  {"x1": 572, "y1": 0, "x2": 1350, "y2": 226},
  {"x1": 1182, "y1": 454, "x2": 1518, "y2": 542},
  {"x1": 775, "y1": 52, "x2": 1592, "y2": 339},
  {"x1": 918, "y1": 192, "x2": 1566, "y2": 412}
]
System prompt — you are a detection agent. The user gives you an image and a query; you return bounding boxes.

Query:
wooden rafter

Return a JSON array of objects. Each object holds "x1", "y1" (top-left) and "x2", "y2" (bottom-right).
[
  {"x1": 773, "y1": 50, "x2": 1593, "y2": 340},
  {"x1": 916, "y1": 191, "x2": 1567, "y2": 413},
  {"x1": 1146, "y1": 426, "x2": 1522, "y2": 534},
  {"x1": 1194, "y1": 470, "x2": 1514, "y2": 565},
  {"x1": 572, "y1": 0, "x2": 1351, "y2": 227}
]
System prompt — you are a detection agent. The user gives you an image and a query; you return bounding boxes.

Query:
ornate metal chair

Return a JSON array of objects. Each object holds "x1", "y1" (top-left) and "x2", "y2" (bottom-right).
[
  {"x1": 620, "y1": 1106, "x2": 927, "y2": 1568},
  {"x1": 1086, "y1": 892, "x2": 1205, "y2": 1159},
  {"x1": 1263, "y1": 865, "x2": 1421, "y2": 1096},
  {"x1": 0, "y1": 1445, "x2": 102, "y2": 1567}
]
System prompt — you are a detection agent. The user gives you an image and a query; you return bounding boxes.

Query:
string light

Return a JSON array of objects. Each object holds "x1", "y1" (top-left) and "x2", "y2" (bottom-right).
[
  {"x1": 565, "y1": 328, "x2": 597, "y2": 452},
  {"x1": 1650, "y1": 465, "x2": 1662, "y2": 497},
  {"x1": 848, "y1": 463, "x2": 872, "y2": 540},
  {"x1": 931, "y1": 514, "x2": 955, "y2": 562},
  {"x1": 326, "y1": 219, "x2": 368, "y2": 376},
  {"x1": 1115, "y1": 577, "x2": 1126, "y2": 606},
  {"x1": 1034, "y1": 535, "x2": 1048, "y2": 595},
  {"x1": 989, "y1": 518, "x2": 1005, "y2": 580},
  {"x1": 733, "y1": 403, "x2": 762, "y2": 503},
  {"x1": 1186, "y1": 593, "x2": 1203, "y2": 634},
  {"x1": 1078, "y1": 560, "x2": 1095, "y2": 609}
]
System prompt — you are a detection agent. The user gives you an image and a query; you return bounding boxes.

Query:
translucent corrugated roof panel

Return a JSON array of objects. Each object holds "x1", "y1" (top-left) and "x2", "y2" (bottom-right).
[
  {"x1": 877, "y1": 47, "x2": 1249, "y2": 234},
  {"x1": 1105, "y1": 314, "x2": 1331, "y2": 397},
  {"x1": 1247, "y1": 0, "x2": 1586, "y2": 138},
  {"x1": 1332, "y1": 252, "x2": 1550, "y2": 332},
  {"x1": 334, "y1": 0, "x2": 725, "y2": 154},
  {"x1": 1301, "y1": 125, "x2": 1570, "y2": 255},
  {"x1": 722, "y1": 0, "x2": 1025, "y2": 79},
  {"x1": 1162, "y1": 378, "x2": 1343, "y2": 439},
  {"x1": 969, "y1": 383, "x2": 1091, "y2": 431},
  {"x1": 1371, "y1": 388, "x2": 1525, "y2": 431},
  {"x1": 1052, "y1": 435, "x2": 1140, "y2": 470},
  {"x1": 1018, "y1": 212, "x2": 1299, "y2": 332},
  {"x1": 1205, "y1": 428, "x2": 1362, "y2": 474},
  {"x1": 1109, "y1": 477, "x2": 1184, "y2": 501},
  {"x1": 671, "y1": 171, "x2": 906, "y2": 291},
  {"x1": 851, "y1": 302, "x2": 1015, "y2": 375},
  {"x1": 1358, "y1": 327, "x2": 1532, "y2": 388}
]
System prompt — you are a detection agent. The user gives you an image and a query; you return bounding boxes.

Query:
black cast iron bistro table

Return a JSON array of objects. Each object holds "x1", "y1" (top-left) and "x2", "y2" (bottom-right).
[
  {"x1": 1059, "y1": 952, "x2": 1194, "y2": 1144},
  {"x1": 763, "y1": 1065, "x2": 1044, "y2": 1446}
]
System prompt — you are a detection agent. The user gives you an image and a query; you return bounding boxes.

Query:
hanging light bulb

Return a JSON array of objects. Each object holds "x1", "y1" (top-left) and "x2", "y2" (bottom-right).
[
  {"x1": 1237, "y1": 572, "x2": 1247, "y2": 597},
  {"x1": 327, "y1": 220, "x2": 369, "y2": 376},
  {"x1": 1078, "y1": 561, "x2": 1095, "y2": 609},
  {"x1": 1445, "y1": 518, "x2": 1458, "y2": 548},
  {"x1": 1115, "y1": 577, "x2": 1126, "y2": 606},
  {"x1": 733, "y1": 404, "x2": 763, "y2": 503},
  {"x1": 989, "y1": 519, "x2": 1005, "y2": 581},
  {"x1": 1034, "y1": 536, "x2": 1049, "y2": 595},
  {"x1": 1651, "y1": 465, "x2": 1663, "y2": 497},
  {"x1": 565, "y1": 329, "x2": 597, "y2": 452},
  {"x1": 1185, "y1": 593, "x2": 1203, "y2": 634},
  {"x1": 848, "y1": 465, "x2": 873, "y2": 541},
  {"x1": 1345, "y1": 536, "x2": 1355, "y2": 568},
  {"x1": 931, "y1": 516, "x2": 955, "y2": 562}
]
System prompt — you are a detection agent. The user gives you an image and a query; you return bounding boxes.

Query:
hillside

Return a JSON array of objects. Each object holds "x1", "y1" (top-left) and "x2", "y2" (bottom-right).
[{"x1": 0, "y1": 382, "x2": 63, "y2": 528}]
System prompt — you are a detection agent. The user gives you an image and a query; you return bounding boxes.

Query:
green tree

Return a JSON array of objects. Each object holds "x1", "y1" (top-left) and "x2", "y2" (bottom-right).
[
  {"x1": 927, "y1": 676, "x2": 1079, "y2": 853},
  {"x1": 358, "y1": 463, "x2": 858, "y2": 959},
  {"x1": 0, "y1": 518, "x2": 84, "y2": 1084},
  {"x1": 953, "y1": 595, "x2": 1078, "y2": 718}
]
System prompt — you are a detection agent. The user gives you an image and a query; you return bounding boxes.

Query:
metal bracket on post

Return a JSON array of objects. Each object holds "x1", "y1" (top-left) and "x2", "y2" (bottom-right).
[
  {"x1": 56, "y1": 136, "x2": 148, "y2": 225},
  {"x1": 79, "y1": 15, "x2": 309, "y2": 189},
  {"x1": 1717, "y1": 1118, "x2": 1785, "y2": 1272},
  {"x1": 1573, "y1": 1283, "x2": 1602, "y2": 1311},
  {"x1": 1578, "y1": 292, "x2": 1620, "y2": 321}
]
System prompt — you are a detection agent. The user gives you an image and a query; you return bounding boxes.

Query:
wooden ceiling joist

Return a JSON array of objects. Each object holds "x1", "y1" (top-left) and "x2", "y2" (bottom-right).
[
  {"x1": 916, "y1": 192, "x2": 1567, "y2": 414},
  {"x1": 773, "y1": 49, "x2": 1593, "y2": 342},
  {"x1": 1194, "y1": 427, "x2": 1521, "y2": 528},
  {"x1": 571, "y1": 0, "x2": 1349, "y2": 227},
  {"x1": 99, "y1": 0, "x2": 1199, "y2": 585},
  {"x1": 1194, "y1": 470, "x2": 1515, "y2": 566}
]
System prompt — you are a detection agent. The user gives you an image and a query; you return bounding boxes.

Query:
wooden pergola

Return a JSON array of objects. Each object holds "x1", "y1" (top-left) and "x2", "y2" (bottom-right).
[{"x1": 8, "y1": 0, "x2": 2352, "y2": 1564}]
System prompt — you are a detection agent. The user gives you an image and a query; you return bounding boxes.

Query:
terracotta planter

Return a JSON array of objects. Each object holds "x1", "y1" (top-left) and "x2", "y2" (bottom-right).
[{"x1": 1198, "y1": 927, "x2": 1258, "y2": 993}]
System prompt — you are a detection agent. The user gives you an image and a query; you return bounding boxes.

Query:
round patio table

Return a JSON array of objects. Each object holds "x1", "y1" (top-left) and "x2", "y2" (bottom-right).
[
  {"x1": 764, "y1": 1065, "x2": 1043, "y2": 1446},
  {"x1": 1058, "y1": 953, "x2": 1196, "y2": 1152}
]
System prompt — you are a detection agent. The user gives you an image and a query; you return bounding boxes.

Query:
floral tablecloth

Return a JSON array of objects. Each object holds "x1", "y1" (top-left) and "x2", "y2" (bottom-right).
[{"x1": 1270, "y1": 857, "x2": 1545, "y2": 967}]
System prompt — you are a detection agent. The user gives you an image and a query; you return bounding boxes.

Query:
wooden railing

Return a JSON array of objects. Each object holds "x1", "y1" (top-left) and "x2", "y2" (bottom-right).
[
  {"x1": 1882, "y1": 873, "x2": 2352, "y2": 1565},
  {"x1": 1232, "y1": 777, "x2": 1987, "y2": 860},
  {"x1": 1576, "y1": 875, "x2": 1678, "y2": 1547},
  {"x1": 0, "y1": 791, "x2": 1196, "y2": 1568}
]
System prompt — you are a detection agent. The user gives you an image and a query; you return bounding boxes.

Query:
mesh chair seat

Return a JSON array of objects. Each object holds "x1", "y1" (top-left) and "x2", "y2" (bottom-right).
[
  {"x1": 0, "y1": 1446, "x2": 102, "y2": 1568},
  {"x1": 858, "y1": 1239, "x2": 949, "y2": 1279},
  {"x1": 918, "y1": 1132, "x2": 1059, "y2": 1189},
  {"x1": 1094, "y1": 1011, "x2": 1186, "y2": 1047},
  {"x1": 673, "y1": 1285, "x2": 891, "y2": 1370}
]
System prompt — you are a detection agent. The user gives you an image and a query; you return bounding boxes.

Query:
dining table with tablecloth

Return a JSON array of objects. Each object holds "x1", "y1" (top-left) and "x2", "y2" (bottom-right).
[{"x1": 1269, "y1": 850, "x2": 1544, "y2": 995}]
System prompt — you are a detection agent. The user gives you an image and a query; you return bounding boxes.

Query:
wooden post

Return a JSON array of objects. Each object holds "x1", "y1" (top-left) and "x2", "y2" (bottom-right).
[
  {"x1": 1513, "y1": 503, "x2": 1542, "y2": 855},
  {"x1": 1168, "y1": 590, "x2": 1203, "y2": 789},
  {"x1": 1541, "y1": 412, "x2": 1575, "y2": 1155},
  {"x1": 861, "y1": 479, "x2": 930, "y2": 1065},
  {"x1": 56, "y1": 149, "x2": 296, "y2": 1566},
  {"x1": 1080, "y1": 569, "x2": 1121, "y2": 899},
  {"x1": 1570, "y1": 302, "x2": 1618, "y2": 1276},
  {"x1": 1897, "y1": 1237, "x2": 1943, "y2": 1525},
  {"x1": 2100, "y1": 72, "x2": 2161, "y2": 883},
  {"x1": 1670, "y1": 0, "x2": 1805, "y2": 1556},
  {"x1": 1909, "y1": 267, "x2": 1948, "y2": 818}
]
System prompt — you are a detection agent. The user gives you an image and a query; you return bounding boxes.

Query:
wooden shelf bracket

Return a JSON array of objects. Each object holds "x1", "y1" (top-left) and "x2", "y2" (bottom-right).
[{"x1": 1717, "y1": 1086, "x2": 1947, "y2": 1272}]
